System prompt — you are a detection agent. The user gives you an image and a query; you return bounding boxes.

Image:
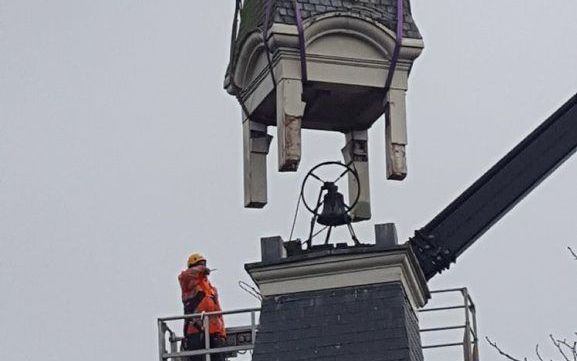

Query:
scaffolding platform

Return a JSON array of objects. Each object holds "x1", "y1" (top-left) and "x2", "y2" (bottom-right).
[{"x1": 157, "y1": 288, "x2": 478, "y2": 361}]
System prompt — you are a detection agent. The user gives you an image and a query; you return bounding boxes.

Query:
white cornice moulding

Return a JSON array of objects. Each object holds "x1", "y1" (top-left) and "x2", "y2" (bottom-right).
[{"x1": 248, "y1": 250, "x2": 430, "y2": 310}]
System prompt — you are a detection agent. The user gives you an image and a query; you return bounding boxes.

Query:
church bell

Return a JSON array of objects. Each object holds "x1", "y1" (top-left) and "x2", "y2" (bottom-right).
[{"x1": 317, "y1": 183, "x2": 351, "y2": 227}]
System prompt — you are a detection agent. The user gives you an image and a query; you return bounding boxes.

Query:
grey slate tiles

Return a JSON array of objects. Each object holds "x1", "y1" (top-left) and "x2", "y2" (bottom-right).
[
  {"x1": 251, "y1": 282, "x2": 424, "y2": 361},
  {"x1": 270, "y1": 0, "x2": 421, "y2": 39},
  {"x1": 227, "y1": 0, "x2": 421, "y2": 81}
]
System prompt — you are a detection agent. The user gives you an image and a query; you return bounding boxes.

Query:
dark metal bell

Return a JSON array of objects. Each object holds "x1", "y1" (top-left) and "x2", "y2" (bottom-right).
[{"x1": 317, "y1": 183, "x2": 351, "y2": 227}]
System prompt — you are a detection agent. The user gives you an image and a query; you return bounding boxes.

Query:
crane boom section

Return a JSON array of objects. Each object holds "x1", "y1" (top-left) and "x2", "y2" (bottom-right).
[{"x1": 410, "y1": 93, "x2": 577, "y2": 279}]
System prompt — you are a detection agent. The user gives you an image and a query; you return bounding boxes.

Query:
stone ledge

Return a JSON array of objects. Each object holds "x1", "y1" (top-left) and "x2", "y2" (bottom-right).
[{"x1": 246, "y1": 245, "x2": 430, "y2": 309}]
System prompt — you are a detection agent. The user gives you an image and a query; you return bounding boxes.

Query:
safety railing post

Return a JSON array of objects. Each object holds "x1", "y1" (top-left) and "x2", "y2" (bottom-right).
[
  {"x1": 463, "y1": 327, "x2": 472, "y2": 361},
  {"x1": 251, "y1": 310, "x2": 257, "y2": 346},
  {"x1": 158, "y1": 320, "x2": 166, "y2": 361},
  {"x1": 469, "y1": 294, "x2": 480, "y2": 361},
  {"x1": 203, "y1": 314, "x2": 211, "y2": 361},
  {"x1": 169, "y1": 331, "x2": 179, "y2": 360},
  {"x1": 462, "y1": 289, "x2": 472, "y2": 361}
]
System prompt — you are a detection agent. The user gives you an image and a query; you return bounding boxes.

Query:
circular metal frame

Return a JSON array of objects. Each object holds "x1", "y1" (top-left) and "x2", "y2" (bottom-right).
[{"x1": 299, "y1": 161, "x2": 361, "y2": 218}]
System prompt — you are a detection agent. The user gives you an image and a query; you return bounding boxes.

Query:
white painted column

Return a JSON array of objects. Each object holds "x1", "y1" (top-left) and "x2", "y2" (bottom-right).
[
  {"x1": 276, "y1": 78, "x2": 305, "y2": 172},
  {"x1": 385, "y1": 88, "x2": 408, "y2": 180},
  {"x1": 243, "y1": 116, "x2": 272, "y2": 208},
  {"x1": 341, "y1": 130, "x2": 371, "y2": 221}
]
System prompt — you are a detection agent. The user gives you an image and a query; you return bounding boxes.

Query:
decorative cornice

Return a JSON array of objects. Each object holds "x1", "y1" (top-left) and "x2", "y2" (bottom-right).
[
  {"x1": 232, "y1": 14, "x2": 423, "y2": 95},
  {"x1": 246, "y1": 247, "x2": 430, "y2": 309}
]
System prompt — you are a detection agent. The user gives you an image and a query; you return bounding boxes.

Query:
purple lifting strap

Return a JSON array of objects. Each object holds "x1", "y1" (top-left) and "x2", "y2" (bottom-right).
[
  {"x1": 263, "y1": 0, "x2": 277, "y2": 87},
  {"x1": 262, "y1": 0, "x2": 308, "y2": 85},
  {"x1": 383, "y1": 0, "x2": 404, "y2": 97},
  {"x1": 293, "y1": 0, "x2": 308, "y2": 83},
  {"x1": 230, "y1": 0, "x2": 254, "y2": 119},
  {"x1": 230, "y1": 0, "x2": 242, "y2": 62},
  {"x1": 264, "y1": 0, "x2": 273, "y2": 26}
]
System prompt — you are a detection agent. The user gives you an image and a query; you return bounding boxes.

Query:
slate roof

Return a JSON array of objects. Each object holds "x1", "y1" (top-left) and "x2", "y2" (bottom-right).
[
  {"x1": 251, "y1": 282, "x2": 424, "y2": 361},
  {"x1": 226, "y1": 0, "x2": 422, "y2": 84}
]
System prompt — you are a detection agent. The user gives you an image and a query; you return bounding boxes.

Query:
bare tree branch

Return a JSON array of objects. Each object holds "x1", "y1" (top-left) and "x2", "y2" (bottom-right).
[
  {"x1": 489, "y1": 248, "x2": 576, "y2": 361},
  {"x1": 550, "y1": 334, "x2": 571, "y2": 361},
  {"x1": 535, "y1": 344, "x2": 544, "y2": 361},
  {"x1": 552, "y1": 336, "x2": 577, "y2": 361},
  {"x1": 486, "y1": 337, "x2": 528, "y2": 361},
  {"x1": 569, "y1": 246, "x2": 577, "y2": 261}
]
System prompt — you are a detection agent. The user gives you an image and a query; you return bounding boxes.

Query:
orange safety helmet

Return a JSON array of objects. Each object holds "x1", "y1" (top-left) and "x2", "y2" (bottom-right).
[{"x1": 187, "y1": 253, "x2": 206, "y2": 268}]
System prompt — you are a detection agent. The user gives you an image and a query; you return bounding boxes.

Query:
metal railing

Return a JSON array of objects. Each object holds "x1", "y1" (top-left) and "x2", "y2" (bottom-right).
[
  {"x1": 419, "y1": 288, "x2": 479, "y2": 361},
  {"x1": 157, "y1": 308, "x2": 260, "y2": 361},
  {"x1": 158, "y1": 288, "x2": 479, "y2": 361}
]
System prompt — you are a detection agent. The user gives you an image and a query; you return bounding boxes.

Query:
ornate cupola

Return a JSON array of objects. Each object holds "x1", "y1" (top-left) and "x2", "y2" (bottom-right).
[{"x1": 224, "y1": 0, "x2": 424, "y2": 213}]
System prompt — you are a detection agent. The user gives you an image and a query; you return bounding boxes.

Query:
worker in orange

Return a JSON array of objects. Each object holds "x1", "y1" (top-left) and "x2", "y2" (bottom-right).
[{"x1": 178, "y1": 253, "x2": 226, "y2": 361}]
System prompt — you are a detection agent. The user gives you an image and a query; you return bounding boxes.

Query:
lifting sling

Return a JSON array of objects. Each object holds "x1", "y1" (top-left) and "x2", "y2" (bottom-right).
[
  {"x1": 293, "y1": 0, "x2": 308, "y2": 84},
  {"x1": 263, "y1": 0, "x2": 277, "y2": 88},
  {"x1": 229, "y1": 0, "x2": 253, "y2": 119},
  {"x1": 262, "y1": 0, "x2": 307, "y2": 89},
  {"x1": 230, "y1": 0, "x2": 405, "y2": 117},
  {"x1": 384, "y1": 0, "x2": 404, "y2": 100}
]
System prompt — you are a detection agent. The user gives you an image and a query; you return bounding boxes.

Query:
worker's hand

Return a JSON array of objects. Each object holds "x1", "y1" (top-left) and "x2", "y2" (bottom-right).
[{"x1": 203, "y1": 268, "x2": 211, "y2": 276}]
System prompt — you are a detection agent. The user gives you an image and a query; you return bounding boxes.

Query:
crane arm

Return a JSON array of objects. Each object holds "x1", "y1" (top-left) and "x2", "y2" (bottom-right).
[{"x1": 409, "y1": 92, "x2": 577, "y2": 280}]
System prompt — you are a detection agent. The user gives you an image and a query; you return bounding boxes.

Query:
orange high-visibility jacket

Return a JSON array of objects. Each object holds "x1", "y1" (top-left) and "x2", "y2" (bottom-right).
[{"x1": 178, "y1": 265, "x2": 226, "y2": 337}]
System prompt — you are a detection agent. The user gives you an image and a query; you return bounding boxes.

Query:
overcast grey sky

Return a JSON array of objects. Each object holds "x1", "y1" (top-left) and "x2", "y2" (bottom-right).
[{"x1": 1, "y1": 1, "x2": 576, "y2": 361}]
